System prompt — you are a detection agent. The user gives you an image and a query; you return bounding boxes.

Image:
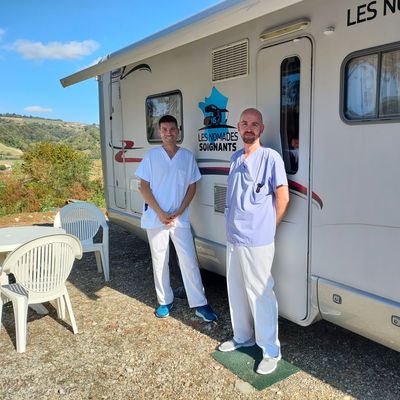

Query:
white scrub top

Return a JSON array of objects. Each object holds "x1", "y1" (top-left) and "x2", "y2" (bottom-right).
[{"x1": 136, "y1": 147, "x2": 201, "y2": 229}]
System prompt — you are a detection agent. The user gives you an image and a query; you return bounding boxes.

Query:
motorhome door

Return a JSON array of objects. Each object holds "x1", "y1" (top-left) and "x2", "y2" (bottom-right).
[
  {"x1": 257, "y1": 37, "x2": 312, "y2": 322},
  {"x1": 110, "y1": 76, "x2": 127, "y2": 209}
]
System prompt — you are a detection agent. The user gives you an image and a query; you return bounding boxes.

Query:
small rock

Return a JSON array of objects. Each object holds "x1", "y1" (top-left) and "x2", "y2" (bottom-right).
[
  {"x1": 126, "y1": 367, "x2": 133, "y2": 373},
  {"x1": 58, "y1": 388, "x2": 66, "y2": 395},
  {"x1": 235, "y1": 380, "x2": 254, "y2": 394}
]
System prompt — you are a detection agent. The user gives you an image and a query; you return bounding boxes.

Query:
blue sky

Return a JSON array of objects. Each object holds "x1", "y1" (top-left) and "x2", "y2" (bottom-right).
[{"x1": 0, "y1": 0, "x2": 221, "y2": 124}]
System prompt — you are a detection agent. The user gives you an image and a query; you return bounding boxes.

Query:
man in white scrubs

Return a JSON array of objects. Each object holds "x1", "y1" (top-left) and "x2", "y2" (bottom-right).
[
  {"x1": 136, "y1": 115, "x2": 217, "y2": 322},
  {"x1": 219, "y1": 108, "x2": 289, "y2": 374}
]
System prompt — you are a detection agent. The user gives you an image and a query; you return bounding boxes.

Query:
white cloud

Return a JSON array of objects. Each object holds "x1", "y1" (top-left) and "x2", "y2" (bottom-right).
[
  {"x1": 24, "y1": 105, "x2": 53, "y2": 113},
  {"x1": 11, "y1": 39, "x2": 99, "y2": 60},
  {"x1": 0, "y1": 28, "x2": 5, "y2": 41}
]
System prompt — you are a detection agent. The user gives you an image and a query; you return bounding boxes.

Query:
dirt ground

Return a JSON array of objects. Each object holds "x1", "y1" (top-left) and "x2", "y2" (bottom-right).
[
  {"x1": 0, "y1": 211, "x2": 57, "y2": 228},
  {"x1": 0, "y1": 212, "x2": 400, "y2": 399}
]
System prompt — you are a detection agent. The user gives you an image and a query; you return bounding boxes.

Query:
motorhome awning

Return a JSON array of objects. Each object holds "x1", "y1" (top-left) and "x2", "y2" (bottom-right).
[{"x1": 60, "y1": 0, "x2": 304, "y2": 88}]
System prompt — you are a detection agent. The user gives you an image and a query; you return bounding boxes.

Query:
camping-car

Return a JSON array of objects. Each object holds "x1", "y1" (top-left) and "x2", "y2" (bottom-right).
[{"x1": 61, "y1": 0, "x2": 400, "y2": 352}]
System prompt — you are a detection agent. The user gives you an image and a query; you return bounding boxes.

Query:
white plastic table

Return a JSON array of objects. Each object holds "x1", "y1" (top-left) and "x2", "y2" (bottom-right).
[{"x1": 0, "y1": 226, "x2": 66, "y2": 314}]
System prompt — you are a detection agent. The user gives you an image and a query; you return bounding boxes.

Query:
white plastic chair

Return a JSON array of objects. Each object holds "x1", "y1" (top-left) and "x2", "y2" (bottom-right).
[
  {"x1": 0, "y1": 234, "x2": 82, "y2": 353},
  {"x1": 54, "y1": 202, "x2": 110, "y2": 281}
]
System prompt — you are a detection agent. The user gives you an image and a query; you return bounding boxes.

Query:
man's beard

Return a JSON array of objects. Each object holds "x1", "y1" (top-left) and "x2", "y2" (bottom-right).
[{"x1": 242, "y1": 132, "x2": 258, "y2": 144}]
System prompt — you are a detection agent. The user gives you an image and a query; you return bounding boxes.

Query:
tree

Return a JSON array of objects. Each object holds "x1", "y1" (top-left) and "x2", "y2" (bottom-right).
[{"x1": 22, "y1": 142, "x2": 92, "y2": 206}]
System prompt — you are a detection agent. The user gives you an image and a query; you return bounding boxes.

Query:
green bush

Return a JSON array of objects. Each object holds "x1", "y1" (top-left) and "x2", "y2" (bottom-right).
[
  {"x1": 22, "y1": 142, "x2": 92, "y2": 207},
  {"x1": 88, "y1": 178, "x2": 106, "y2": 208},
  {"x1": 0, "y1": 142, "x2": 105, "y2": 215},
  {"x1": 0, "y1": 174, "x2": 40, "y2": 216}
]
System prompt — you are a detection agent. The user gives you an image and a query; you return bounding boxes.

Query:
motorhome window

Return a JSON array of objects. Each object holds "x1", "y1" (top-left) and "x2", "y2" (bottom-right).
[
  {"x1": 280, "y1": 56, "x2": 300, "y2": 174},
  {"x1": 343, "y1": 46, "x2": 400, "y2": 121},
  {"x1": 379, "y1": 50, "x2": 400, "y2": 117},
  {"x1": 344, "y1": 54, "x2": 378, "y2": 120},
  {"x1": 145, "y1": 91, "x2": 183, "y2": 142}
]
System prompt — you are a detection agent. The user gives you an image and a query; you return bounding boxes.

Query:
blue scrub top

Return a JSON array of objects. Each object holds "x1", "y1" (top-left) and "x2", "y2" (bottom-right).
[{"x1": 225, "y1": 146, "x2": 288, "y2": 246}]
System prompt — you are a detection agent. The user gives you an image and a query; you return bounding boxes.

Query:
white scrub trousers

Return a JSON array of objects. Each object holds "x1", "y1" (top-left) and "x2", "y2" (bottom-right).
[
  {"x1": 147, "y1": 226, "x2": 207, "y2": 308},
  {"x1": 226, "y1": 242, "x2": 281, "y2": 359}
]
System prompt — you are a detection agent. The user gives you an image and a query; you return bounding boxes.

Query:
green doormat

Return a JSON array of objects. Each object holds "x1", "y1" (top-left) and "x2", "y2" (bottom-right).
[{"x1": 212, "y1": 346, "x2": 299, "y2": 391}]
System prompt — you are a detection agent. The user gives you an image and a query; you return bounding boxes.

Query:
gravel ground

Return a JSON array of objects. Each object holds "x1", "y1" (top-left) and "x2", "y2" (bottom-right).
[{"x1": 1, "y1": 218, "x2": 399, "y2": 399}]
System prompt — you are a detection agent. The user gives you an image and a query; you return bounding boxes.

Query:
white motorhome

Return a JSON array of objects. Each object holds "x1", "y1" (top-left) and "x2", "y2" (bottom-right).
[{"x1": 61, "y1": 0, "x2": 400, "y2": 352}]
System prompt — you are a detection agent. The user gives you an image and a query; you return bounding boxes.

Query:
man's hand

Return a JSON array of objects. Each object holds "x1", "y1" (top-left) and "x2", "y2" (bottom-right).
[
  {"x1": 157, "y1": 211, "x2": 174, "y2": 226},
  {"x1": 139, "y1": 180, "x2": 197, "y2": 227},
  {"x1": 166, "y1": 210, "x2": 182, "y2": 226}
]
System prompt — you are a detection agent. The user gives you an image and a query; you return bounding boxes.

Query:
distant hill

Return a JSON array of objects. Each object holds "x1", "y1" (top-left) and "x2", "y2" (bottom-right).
[
  {"x1": 0, "y1": 114, "x2": 100, "y2": 159},
  {"x1": 0, "y1": 142, "x2": 23, "y2": 158}
]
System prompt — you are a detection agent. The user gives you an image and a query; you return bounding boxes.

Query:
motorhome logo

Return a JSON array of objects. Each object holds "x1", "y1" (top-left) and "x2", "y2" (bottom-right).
[
  {"x1": 110, "y1": 140, "x2": 143, "y2": 163},
  {"x1": 198, "y1": 87, "x2": 238, "y2": 152}
]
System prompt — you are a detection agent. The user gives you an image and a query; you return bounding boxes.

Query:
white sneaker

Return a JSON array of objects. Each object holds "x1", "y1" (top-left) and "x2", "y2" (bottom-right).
[
  {"x1": 218, "y1": 338, "x2": 255, "y2": 352},
  {"x1": 256, "y1": 357, "x2": 278, "y2": 375}
]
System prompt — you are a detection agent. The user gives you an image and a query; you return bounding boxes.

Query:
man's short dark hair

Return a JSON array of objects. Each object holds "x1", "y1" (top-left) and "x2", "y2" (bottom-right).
[{"x1": 158, "y1": 115, "x2": 178, "y2": 128}]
